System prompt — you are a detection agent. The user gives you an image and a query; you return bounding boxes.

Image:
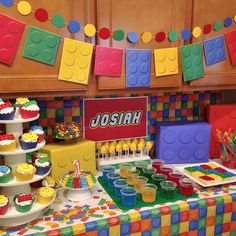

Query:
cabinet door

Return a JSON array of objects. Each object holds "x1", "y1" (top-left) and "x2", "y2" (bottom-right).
[
  {"x1": 190, "y1": 0, "x2": 236, "y2": 88},
  {"x1": 0, "y1": 0, "x2": 95, "y2": 94},
  {"x1": 96, "y1": 0, "x2": 191, "y2": 90}
]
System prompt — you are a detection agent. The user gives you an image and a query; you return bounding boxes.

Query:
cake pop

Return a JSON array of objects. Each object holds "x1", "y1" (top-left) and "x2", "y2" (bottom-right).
[
  {"x1": 100, "y1": 145, "x2": 107, "y2": 159},
  {"x1": 130, "y1": 142, "x2": 137, "y2": 157},
  {"x1": 109, "y1": 145, "x2": 115, "y2": 158},
  {"x1": 122, "y1": 143, "x2": 129, "y2": 157},
  {"x1": 146, "y1": 141, "x2": 152, "y2": 155},
  {"x1": 138, "y1": 142, "x2": 145, "y2": 157},
  {"x1": 116, "y1": 143, "x2": 122, "y2": 158}
]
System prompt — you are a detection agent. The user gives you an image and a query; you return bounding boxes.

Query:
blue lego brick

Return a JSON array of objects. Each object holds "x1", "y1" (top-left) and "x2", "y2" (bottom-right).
[
  {"x1": 163, "y1": 110, "x2": 169, "y2": 118},
  {"x1": 214, "y1": 225, "x2": 223, "y2": 234},
  {"x1": 155, "y1": 121, "x2": 211, "y2": 163},
  {"x1": 189, "y1": 201, "x2": 198, "y2": 210},
  {"x1": 198, "y1": 228, "x2": 206, "y2": 236},
  {"x1": 152, "y1": 217, "x2": 161, "y2": 228},
  {"x1": 38, "y1": 101, "x2": 47, "y2": 109},
  {"x1": 150, "y1": 96, "x2": 157, "y2": 104},
  {"x1": 126, "y1": 49, "x2": 151, "y2": 88},
  {"x1": 170, "y1": 95, "x2": 176, "y2": 103},
  {"x1": 64, "y1": 100, "x2": 72, "y2": 108},
  {"x1": 171, "y1": 213, "x2": 180, "y2": 224},
  {"x1": 198, "y1": 208, "x2": 207, "y2": 218},
  {"x1": 189, "y1": 220, "x2": 198, "y2": 230},
  {"x1": 216, "y1": 205, "x2": 224, "y2": 214},
  {"x1": 224, "y1": 171, "x2": 236, "y2": 177},
  {"x1": 148, "y1": 111, "x2": 150, "y2": 119},
  {"x1": 121, "y1": 223, "x2": 130, "y2": 235},
  {"x1": 150, "y1": 134, "x2": 156, "y2": 141},
  {"x1": 203, "y1": 35, "x2": 226, "y2": 66},
  {"x1": 85, "y1": 221, "x2": 97, "y2": 232},
  {"x1": 231, "y1": 193, "x2": 236, "y2": 201},
  {"x1": 150, "y1": 118, "x2": 157, "y2": 126},
  {"x1": 142, "y1": 230, "x2": 152, "y2": 236},
  {"x1": 181, "y1": 94, "x2": 188, "y2": 101},
  {"x1": 98, "y1": 228, "x2": 109, "y2": 236},
  {"x1": 140, "y1": 210, "x2": 151, "y2": 219},
  {"x1": 232, "y1": 212, "x2": 236, "y2": 221},
  {"x1": 181, "y1": 116, "x2": 187, "y2": 121},
  {"x1": 193, "y1": 108, "x2": 199, "y2": 116},
  {"x1": 72, "y1": 116, "x2": 80, "y2": 122},
  {"x1": 199, "y1": 93, "x2": 205, "y2": 101},
  {"x1": 175, "y1": 109, "x2": 181, "y2": 117}
]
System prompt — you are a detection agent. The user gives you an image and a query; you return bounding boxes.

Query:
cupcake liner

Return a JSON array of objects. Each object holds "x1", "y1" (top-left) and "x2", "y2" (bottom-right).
[
  {"x1": 14, "y1": 195, "x2": 34, "y2": 213},
  {"x1": 20, "y1": 106, "x2": 39, "y2": 119},
  {"x1": 0, "y1": 166, "x2": 12, "y2": 183},
  {"x1": 35, "y1": 165, "x2": 51, "y2": 175},
  {"x1": 0, "y1": 141, "x2": 17, "y2": 152},
  {"x1": 0, "y1": 109, "x2": 15, "y2": 120},
  {"x1": 0, "y1": 199, "x2": 9, "y2": 215},
  {"x1": 15, "y1": 169, "x2": 35, "y2": 182},
  {"x1": 19, "y1": 138, "x2": 37, "y2": 150}
]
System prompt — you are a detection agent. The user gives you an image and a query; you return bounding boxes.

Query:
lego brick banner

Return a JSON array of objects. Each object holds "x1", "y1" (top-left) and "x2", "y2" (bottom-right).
[{"x1": 83, "y1": 97, "x2": 147, "y2": 141}]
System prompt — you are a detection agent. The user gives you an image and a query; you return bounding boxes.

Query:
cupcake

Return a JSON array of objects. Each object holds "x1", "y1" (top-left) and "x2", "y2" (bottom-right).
[
  {"x1": 20, "y1": 100, "x2": 39, "y2": 119},
  {"x1": 14, "y1": 193, "x2": 34, "y2": 213},
  {"x1": 37, "y1": 187, "x2": 55, "y2": 204},
  {"x1": 0, "y1": 165, "x2": 12, "y2": 183},
  {"x1": 15, "y1": 163, "x2": 36, "y2": 182},
  {"x1": 0, "y1": 98, "x2": 5, "y2": 105},
  {"x1": 29, "y1": 125, "x2": 44, "y2": 143},
  {"x1": 42, "y1": 176, "x2": 56, "y2": 188},
  {"x1": 0, "y1": 195, "x2": 9, "y2": 215},
  {"x1": 35, "y1": 156, "x2": 51, "y2": 175},
  {"x1": 19, "y1": 133, "x2": 38, "y2": 150},
  {"x1": 0, "y1": 134, "x2": 17, "y2": 152},
  {"x1": 14, "y1": 97, "x2": 29, "y2": 117},
  {"x1": 0, "y1": 102, "x2": 15, "y2": 120}
]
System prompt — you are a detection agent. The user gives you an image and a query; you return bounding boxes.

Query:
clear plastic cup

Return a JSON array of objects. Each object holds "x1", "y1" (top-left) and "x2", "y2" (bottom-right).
[
  {"x1": 142, "y1": 167, "x2": 156, "y2": 181},
  {"x1": 152, "y1": 159, "x2": 164, "y2": 172},
  {"x1": 169, "y1": 172, "x2": 184, "y2": 188},
  {"x1": 127, "y1": 170, "x2": 140, "y2": 186},
  {"x1": 121, "y1": 187, "x2": 137, "y2": 207},
  {"x1": 107, "y1": 172, "x2": 120, "y2": 188},
  {"x1": 142, "y1": 183, "x2": 157, "y2": 203},
  {"x1": 133, "y1": 176, "x2": 148, "y2": 193},
  {"x1": 119, "y1": 163, "x2": 132, "y2": 178},
  {"x1": 101, "y1": 165, "x2": 115, "y2": 182},
  {"x1": 180, "y1": 178, "x2": 194, "y2": 196},
  {"x1": 151, "y1": 173, "x2": 167, "y2": 187},
  {"x1": 114, "y1": 179, "x2": 128, "y2": 197},
  {"x1": 135, "y1": 161, "x2": 148, "y2": 174},
  {"x1": 160, "y1": 180, "x2": 177, "y2": 199}
]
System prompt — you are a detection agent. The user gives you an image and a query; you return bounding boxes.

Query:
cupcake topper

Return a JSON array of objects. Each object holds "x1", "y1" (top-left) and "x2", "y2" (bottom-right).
[
  {"x1": 73, "y1": 160, "x2": 80, "y2": 176},
  {"x1": 0, "y1": 102, "x2": 12, "y2": 110}
]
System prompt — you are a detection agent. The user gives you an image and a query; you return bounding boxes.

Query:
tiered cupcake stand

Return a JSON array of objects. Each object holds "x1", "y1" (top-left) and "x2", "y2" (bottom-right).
[{"x1": 0, "y1": 115, "x2": 55, "y2": 226}]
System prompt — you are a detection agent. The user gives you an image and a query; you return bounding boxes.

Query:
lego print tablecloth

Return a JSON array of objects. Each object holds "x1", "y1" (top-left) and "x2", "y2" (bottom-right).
[{"x1": 1, "y1": 181, "x2": 236, "y2": 236}]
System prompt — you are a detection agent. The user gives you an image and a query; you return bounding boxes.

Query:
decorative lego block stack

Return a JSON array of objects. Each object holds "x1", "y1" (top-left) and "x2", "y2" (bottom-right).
[
  {"x1": 207, "y1": 104, "x2": 236, "y2": 158},
  {"x1": 155, "y1": 121, "x2": 211, "y2": 164}
]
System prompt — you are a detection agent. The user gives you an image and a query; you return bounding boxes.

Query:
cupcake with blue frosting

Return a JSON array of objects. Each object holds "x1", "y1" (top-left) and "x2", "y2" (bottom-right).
[{"x1": 30, "y1": 125, "x2": 44, "y2": 143}]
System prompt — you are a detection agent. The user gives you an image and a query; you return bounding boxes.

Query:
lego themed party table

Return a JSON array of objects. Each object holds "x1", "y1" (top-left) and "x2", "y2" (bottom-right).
[{"x1": 1, "y1": 177, "x2": 236, "y2": 235}]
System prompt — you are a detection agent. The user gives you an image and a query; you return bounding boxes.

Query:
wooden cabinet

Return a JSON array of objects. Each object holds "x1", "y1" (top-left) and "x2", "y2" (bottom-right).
[
  {"x1": 96, "y1": 0, "x2": 192, "y2": 90},
  {"x1": 190, "y1": 0, "x2": 236, "y2": 88},
  {"x1": 0, "y1": 0, "x2": 96, "y2": 95}
]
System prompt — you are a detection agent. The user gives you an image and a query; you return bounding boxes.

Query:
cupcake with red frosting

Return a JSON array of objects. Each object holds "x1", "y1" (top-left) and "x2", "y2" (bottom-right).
[
  {"x1": 0, "y1": 134, "x2": 17, "y2": 152},
  {"x1": 0, "y1": 195, "x2": 9, "y2": 215},
  {"x1": 14, "y1": 193, "x2": 34, "y2": 212},
  {"x1": 20, "y1": 100, "x2": 39, "y2": 119},
  {"x1": 0, "y1": 102, "x2": 15, "y2": 120},
  {"x1": 30, "y1": 125, "x2": 44, "y2": 143}
]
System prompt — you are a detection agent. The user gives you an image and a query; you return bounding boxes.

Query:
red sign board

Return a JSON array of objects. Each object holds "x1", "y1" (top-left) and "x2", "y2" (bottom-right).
[{"x1": 83, "y1": 97, "x2": 147, "y2": 141}]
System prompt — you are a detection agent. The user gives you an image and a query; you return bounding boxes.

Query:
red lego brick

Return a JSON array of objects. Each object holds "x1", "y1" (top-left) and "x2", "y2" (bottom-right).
[
  {"x1": 160, "y1": 206, "x2": 171, "y2": 215},
  {"x1": 107, "y1": 217, "x2": 120, "y2": 226},
  {"x1": 231, "y1": 221, "x2": 236, "y2": 231},
  {"x1": 179, "y1": 233, "x2": 188, "y2": 236},
  {"x1": 222, "y1": 222, "x2": 231, "y2": 233},
  {"x1": 207, "y1": 104, "x2": 236, "y2": 158},
  {"x1": 0, "y1": 13, "x2": 25, "y2": 65},
  {"x1": 232, "y1": 202, "x2": 236, "y2": 211},
  {"x1": 130, "y1": 221, "x2": 141, "y2": 233},
  {"x1": 141, "y1": 218, "x2": 151, "y2": 231},
  {"x1": 47, "y1": 229, "x2": 61, "y2": 236},
  {"x1": 180, "y1": 211, "x2": 189, "y2": 222},
  {"x1": 206, "y1": 216, "x2": 215, "y2": 226},
  {"x1": 161, "y1": 226, "x2": 170, "y2": 236},
  {"x1": 189, "y1": 209, "x2": 198, "y2": 220},
  {"x1": 225, "y1": 29, "x2": 236, "y2": 65},
  {"x1": 205, "y1": 197, "x2": 216, "y2": 206},
  {"x1": 64, "y1": 109, "x2": 72, "y2": 116},
  {"x1": 224, "y1": 203, "x2": 232, "y2": 213},
  {"x1": 86, "y1": 231, "x2": 98, "y2": 236}
]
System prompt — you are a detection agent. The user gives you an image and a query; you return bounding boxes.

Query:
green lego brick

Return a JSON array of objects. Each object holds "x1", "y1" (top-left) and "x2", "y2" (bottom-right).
[
  {"x1": 198, "y1": 218, "x2": 206, "y2": 229},
  {"x1": 119, "y1": 214, "x2": 130, "y2": 223},
  {"x1": 150, "y1": 104, "x2": 157, "y2": 111},
  {"x1": 176, "y1": 117, "x2": 182, "y2": 121},
  {"x1": 163, "y1": 103, "x2": 169, "y2": 109},
  {"x1": 97, "y1": 219, "x2": 109, "y2": 229},
  {"x1": 150, "y1": 208, "x2": 160, "y2": 217},
  {"x1": 198, "y1": 199, "x2": 207, "y2": 208},
  {"x1": 181, "y1": 101, "x2": 187, "y2": 108},
  {"x1": 56, "y1": 108, "x2": 64, "y2": 118},
  {"x1": 180, "y1": 43, "x2": 204, "y2": 82},
  {"x1": 66, "y1": 220, "x2": 74, "y2": 225},
  {"x1": 33, "y1": 233, "x2": 47, "y2": 236},
  {"x1": 23, "y1": 26, "x2": 61, "y2": 65},
  {"x1": 217, "y1": 173, "x2": 228, "y2": 179},
  {"x1": 151, "y1": 228, "x2": 160, "y2": 236},
  {"x1": 60, "y1": 226, "x2": 73, "y2": 235},
  {"x1": 193, "y1": 101, "x2": 199, "y2": 108},
  {"x1": 39, "y1": 109, "x2": 47, "y2": 119},
  {"x1": 169, "y1": 204, "x2": 180, "y2": 213},
  {"x1": 201, "y1": 170, "x2": 211, "y2": 175},
  {"x1": 28, "y1": 226, "x2": 44, "y2": 231},
  {"x1": 193, "y1": 116, "x2": 199, "y2": 120},
  {"x1": 163, "y1": 117, "x2": 169, "y2": 121},
  {"x1": 216, "y1": 215, "x2": 223, "y2": 224},
  {"x1": 185, "y1": 167, "x2": 196, "y2": 172},
  {"x1": 98, "y1": 198, "x2": 106, "y2": 205},
  {"x1": 230, "y1": 230, "x2": 236, "y2": 236},
  {"x1": 170, "y1": 224, "x2": 179, "y2": 234},
  {"x1": 215, "y1": 196, "x2": 224, "y2": 205}
]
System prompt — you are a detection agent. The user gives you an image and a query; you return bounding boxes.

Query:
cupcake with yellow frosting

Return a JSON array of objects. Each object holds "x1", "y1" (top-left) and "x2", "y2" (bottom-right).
[
  {"x1": 15, "y1": 163, "x2": 36, "y2": 182},
  {"x1": 37, "y1": 187, "x2": 55, "y2": 204},
  {"x1": 0, "y1": 195, "x2": 9, "y2": 215},
  {"x1": 14, "y1": 97, "x2": 29, "y2": 117},
  {"x1": 19, "y1": 133, "x2": 38, "y2": 150}
]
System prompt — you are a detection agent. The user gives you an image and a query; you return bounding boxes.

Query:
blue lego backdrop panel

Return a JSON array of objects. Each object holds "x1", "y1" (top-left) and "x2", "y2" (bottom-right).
[
  {"x1": 155, "y1": 121, "x2": 211, "y2": 164},
  {"x1": 18, "y1": 90, "x2": 221, "y2": 143}
]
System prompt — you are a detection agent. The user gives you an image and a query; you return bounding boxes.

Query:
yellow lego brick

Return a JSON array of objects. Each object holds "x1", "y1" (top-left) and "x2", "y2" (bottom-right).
[
  {"x1": 72, "y1": 223, "x2": 85, "y2": 234},
  {"x1": 154, "y1": 47, "x2": 178, "y2": 77},
  {"x1": 59, "y1": 38, "x2": 93, "y2": 85},
  {"x1": 129, "y1": 212, "x2": 141, "y2": 222},
  {"x1": 179, "y1": 202, "x2": 189, "y2": 211},
  {"x1": 169, "y1": 110, "x2": 175, "y2": 117},
  {"x1": 131, "y1": 233, "x2": 141, "y2": 236},
  {"x1": 222, "y1": 194, "x2": 232, "y2": 203},
  {"x1": 175, "y1": 102, "x2": 181, "y2": 109},
  {"x1": 47, "y1": 109, "x2": 55, "y2": 118},
  {"x1": 109, "y1": 225, "x2": 120, "y2": 236},
  {"x1": 191, "y1": 171, "x2": 205, "y2": 178},
  {"x1": 206, "y1": 226, "x2": 214, "y2": 236},
  {"x1": 208, "y1": 174, "x2": 222, "y2": 180},
  {"x1": 157, "y1": 103, "x2": 163, "y2": 110},
  {"x1": 179, "y1": 222, "x2": 189, "y2": 233},
  {"x1": 207, "y1": 206, "x2": 216, "y2": 217},
  {"x1": 207, "y1": 163, "x2": 218, "y2": 168},
  {"x1": 161, "y1": 214, "x2": 170, "y2": 227},
  {"x1": 223, "y1": 213, "x2": 232, "y2": 223},
  {"x1": 72, "y1": 108, "x2": 80, "y2": 116},
  {"x1": 187, "y1": 101, "x2": 193, "y2": 108}
]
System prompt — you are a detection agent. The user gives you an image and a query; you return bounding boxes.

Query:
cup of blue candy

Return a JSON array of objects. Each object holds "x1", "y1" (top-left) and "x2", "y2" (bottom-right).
[
  {"x1": 113, "y1": 179, "x2": 128, "y2": 197},
  {"x1": 121, "y1": 187, "x2": 137, "y2": 207},
  {"x1": 101, "y1": 165, "x2": 115, "y2": 182},
  {"x1": 107, "y1": 172, "x2": 120, "y2": 188}
]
